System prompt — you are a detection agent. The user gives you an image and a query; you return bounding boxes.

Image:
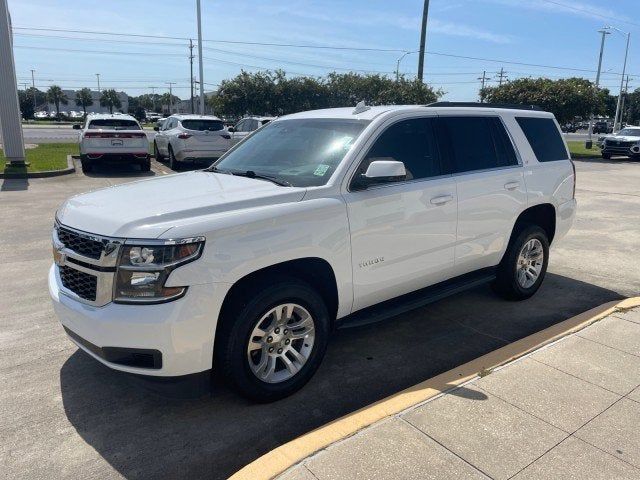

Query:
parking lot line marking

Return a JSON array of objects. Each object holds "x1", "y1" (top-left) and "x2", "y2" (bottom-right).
[{"x1": 229, "y1": 296, "x2": 640, "y2": 480}]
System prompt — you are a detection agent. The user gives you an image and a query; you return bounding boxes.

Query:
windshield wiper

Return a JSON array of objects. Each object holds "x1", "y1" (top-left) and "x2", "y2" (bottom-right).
[{"x1": 233, "y1": 170, "x2": 292, "y2": 187}]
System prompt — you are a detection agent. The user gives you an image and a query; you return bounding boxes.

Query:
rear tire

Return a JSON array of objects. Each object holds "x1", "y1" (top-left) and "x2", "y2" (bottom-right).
[
  {"x1": 215, "y1": 277, "x2": 330, "y2": 402},
  {"x1": 492, "y1": 224, "x2": 549, "y2": 301},
  {"x1": 140, "y1": 158, "x2": 151, "y2": 172},
  {"x1": 153, "y1": 141, "x2": 164, "y2": 161},
  {"x1": 168, "y1": 145, "x2": 179, "y2": 170},
  {"x1": 602, "y1": 152, "x2": 611, "y2": 160},
  {"x1": 80, "y1": 156, "x2": 93, "y2": 173}
]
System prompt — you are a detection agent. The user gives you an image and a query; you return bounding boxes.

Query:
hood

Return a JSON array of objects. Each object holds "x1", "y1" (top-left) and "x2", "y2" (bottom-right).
[
  {"x1": 56, "y1": 171, "x2": 306, "y2": 238},
  {"x1": 604, "y1": 135, "x2": 640, "y2": 142}
]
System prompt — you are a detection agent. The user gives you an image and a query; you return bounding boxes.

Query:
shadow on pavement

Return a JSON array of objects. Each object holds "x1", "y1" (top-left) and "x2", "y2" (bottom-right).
[
  {"x1": 1, "y1": 177, "x2": 29, "y2": 191},
  {"x1": 60, "y1": 273, "x2": 622, "y2": 480},
  {"x1": 82, "y1": 162, "x2": 156, "y2": 178}
]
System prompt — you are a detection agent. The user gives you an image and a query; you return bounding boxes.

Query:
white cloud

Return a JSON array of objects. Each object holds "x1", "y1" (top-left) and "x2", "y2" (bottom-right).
[{"x1": 486, "y1": 0, "x2": 633, "y2": 24}]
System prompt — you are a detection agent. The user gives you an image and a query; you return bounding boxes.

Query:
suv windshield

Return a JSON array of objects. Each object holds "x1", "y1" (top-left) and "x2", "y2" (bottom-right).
[
  {"x1": 212, "y1": 118, "x2": 369, "y2": 187},
  {"x1": 181, "y1": 119, "x2": 224, "y2": 131},
  {"x1": 616, "y1": 128, "x2": 640, "y2": 137},
  {"x1": 88, "y1": 119, "x2": 141, "y2": 130}
]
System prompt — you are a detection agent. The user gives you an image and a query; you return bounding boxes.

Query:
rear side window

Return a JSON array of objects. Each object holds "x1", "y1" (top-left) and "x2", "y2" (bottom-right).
[
  {"x1": 88, "y1": 119, "x2": 140, "y2": 130},
  {"x1": 356, "y1": 118, "x2": 442, "y2": 181},
  {"x1": 516, "y1": 117, "x2": 568, "y2": 162},
  {"x1": 181, "y1": 119, "x2": 224, "y2": 131},
  {"x1": 439, "y1": 116, "x2": 508, "y2": 173}
]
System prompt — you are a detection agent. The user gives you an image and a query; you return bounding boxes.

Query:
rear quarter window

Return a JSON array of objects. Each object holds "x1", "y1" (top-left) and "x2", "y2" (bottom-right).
[{"x1": 516, "y1": 117, "x2": 568, "y2": 162}]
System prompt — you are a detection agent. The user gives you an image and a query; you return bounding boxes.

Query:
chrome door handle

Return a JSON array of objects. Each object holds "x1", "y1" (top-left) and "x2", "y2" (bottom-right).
[
  {"x1": 430, "y1": 194, "x2": 454, "y2": 205},
  {"x1": 504, "y1": 181, "x2": 520, "y2": 191}
]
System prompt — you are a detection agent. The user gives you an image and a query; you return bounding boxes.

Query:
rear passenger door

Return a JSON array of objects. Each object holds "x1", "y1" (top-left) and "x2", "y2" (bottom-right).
[
  {"x1": 344, "y1": 115, "x2": 458, "y2": 311},
  {"x1": 438, "y1": 115, "x2": 526, "y2": 275}
]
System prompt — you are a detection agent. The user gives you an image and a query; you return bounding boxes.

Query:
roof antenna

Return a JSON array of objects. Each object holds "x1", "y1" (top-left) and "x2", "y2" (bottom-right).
[{"x1": 352, "y1": 100, "x2": 371, "y2": 115}]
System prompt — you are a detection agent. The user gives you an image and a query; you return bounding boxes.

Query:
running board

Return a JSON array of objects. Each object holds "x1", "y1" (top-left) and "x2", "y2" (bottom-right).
[{"x1": 337, "y1": 268, "x2": 496, "y2": 329}]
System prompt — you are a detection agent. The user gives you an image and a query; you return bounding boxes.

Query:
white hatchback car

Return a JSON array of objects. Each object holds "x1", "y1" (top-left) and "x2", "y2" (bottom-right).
[
  {"x1": 229, "y1": 116, "x2": 275, "y2": 145},
  {"x1": 74, "y1": 113, "x2": 149, "y2": 172},
  {"x1": 153, "y1": 114, "x2": 231, "y2": 169}
]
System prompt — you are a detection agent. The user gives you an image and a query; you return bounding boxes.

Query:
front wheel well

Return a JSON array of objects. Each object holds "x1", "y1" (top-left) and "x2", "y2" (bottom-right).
[
  {"x1": 217, "y1": 258, "x2": 339, "y2": 332},
  {"x1": 511, "y1": 203, "x2": 556, "y2": 245}
]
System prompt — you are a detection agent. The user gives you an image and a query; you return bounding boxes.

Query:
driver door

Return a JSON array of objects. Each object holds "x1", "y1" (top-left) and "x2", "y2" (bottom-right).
[{"x1": 343, "y1": 115, "x2": 458, "y2": 311}]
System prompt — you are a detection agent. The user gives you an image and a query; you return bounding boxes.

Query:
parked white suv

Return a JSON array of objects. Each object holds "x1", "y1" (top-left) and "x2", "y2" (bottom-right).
[
  {"x1": 229, "y1": 116, "x2": 275, "y2": 145},
  {"x1": 600, "y1": 126, "x2": 640, "y2": 160},
  {"x1": 50, "y1": 103, "x2": 576, "y2": 402},
  {"x1": 153, "y1": 114, "x2": 231, "y2": 169},
  {"x1": 75, "y1": 114, "x2": 150, "y2": 172}
]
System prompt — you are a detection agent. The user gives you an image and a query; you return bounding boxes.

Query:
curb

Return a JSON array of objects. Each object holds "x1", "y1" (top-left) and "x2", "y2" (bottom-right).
[
  {"x1": 230, "y1": 296, "x2": 640, "y2": 480},
  {"x1": 0, "y1": 155, "x2": 76, "y2": 179}
]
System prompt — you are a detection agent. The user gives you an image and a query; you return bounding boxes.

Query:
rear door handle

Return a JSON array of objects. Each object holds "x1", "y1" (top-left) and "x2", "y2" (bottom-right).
[
  {"x1": 504, "y1": 181, "x2": 520, "y2": 191},
  {"x1": 430, "y1": 194, "x2": 454, "y2": 205}
]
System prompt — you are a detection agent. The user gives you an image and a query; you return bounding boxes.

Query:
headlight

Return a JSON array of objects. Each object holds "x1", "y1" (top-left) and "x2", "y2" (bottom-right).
[{"x1": 114, "y1": 237, "x2": 204, "y2": 304}]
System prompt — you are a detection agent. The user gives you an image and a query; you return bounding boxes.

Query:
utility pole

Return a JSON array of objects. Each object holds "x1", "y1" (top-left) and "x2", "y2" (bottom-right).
[
  {"x1": 189, "y1": 39, "x2": 195, "y2": 114},
  {"x1": 613, "y1": 30, "x2": 630, "y2": 132},
  {"x1": 30, "y1": 68, "x2": 36, "y2": 115},
  {"x1": 149, "y1": 86, "x2": 157, "y2": 112},
  {"x1": 0, "y1": 0, "x2": 26, "y2": 165},
  {"x1": 478, "y1": 70, "x2": 488, "y2": 102},
  {"x1": 620, "y1": 75, "x2": 631, "y2": 125},
  {"x1": 196, "y1": 0, "x2": 205, "y2": 115},
  {"x1": 417, "y1": 0, "x2": 430, "y2": 82},
  {"x1": 587, "y1": 28, "x2": 610, "y2": 147},
  {"x1": 166, "y1": 82, "x2": 175, "y2": 114},
  {"x1": 496, "y1": 67, "x2": 508, "y2": 86},
  {"x1": 95, "y1": 73, "x2": 101, "y2": 93}
]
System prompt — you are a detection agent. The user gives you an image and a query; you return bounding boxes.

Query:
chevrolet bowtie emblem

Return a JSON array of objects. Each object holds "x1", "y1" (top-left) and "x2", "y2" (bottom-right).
[{"x1": 53, "y1": 246, "x2": 66, "y2": 266}]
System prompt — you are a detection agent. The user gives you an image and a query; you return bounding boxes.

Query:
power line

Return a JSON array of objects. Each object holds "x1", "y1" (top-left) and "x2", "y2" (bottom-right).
[{"x1": 537, "y1": 0, "x2": 640, "y2": 29}]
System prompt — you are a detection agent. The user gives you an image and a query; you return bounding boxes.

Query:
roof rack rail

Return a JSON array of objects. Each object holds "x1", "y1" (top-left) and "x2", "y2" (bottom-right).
[{"x1": 426, "y1": 101, "x2": 542, "y2": 111}]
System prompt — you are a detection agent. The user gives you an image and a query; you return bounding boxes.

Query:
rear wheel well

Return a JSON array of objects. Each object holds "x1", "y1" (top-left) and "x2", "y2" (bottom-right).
[
  {"x1": 217, "y1": 258, "x2": 339, "y2": 334},
  {"x1": 511, "y1": 204, "x2": 556, "y2": 245}
]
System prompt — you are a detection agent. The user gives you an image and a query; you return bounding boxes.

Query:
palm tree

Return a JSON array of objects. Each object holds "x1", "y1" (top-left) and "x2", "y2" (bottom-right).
[
  {"x1": 100, "y1": 89, "x2": 122, "y2": 114},
  {"x1": 46, "y1": 85, "x2": 68, "y2": 120},
  {"x1": 75, "y1": 88, "x2": 94, "y2": 117}
]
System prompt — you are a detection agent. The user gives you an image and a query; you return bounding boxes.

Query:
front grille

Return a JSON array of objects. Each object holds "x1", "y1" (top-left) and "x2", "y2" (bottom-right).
[
  {"x1": 59, "y1": 266, "x2": 98, "y2": 301},
  {"x1": 605, "y1": 140, "x2": 634, "y2": 148},
  {"x1": 57, "y1": 227, "x2": 104, "y2": 259}
]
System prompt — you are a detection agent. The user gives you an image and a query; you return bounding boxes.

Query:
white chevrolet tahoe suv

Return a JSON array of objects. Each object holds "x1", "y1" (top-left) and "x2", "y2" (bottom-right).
[
  {"x1": 50, "y1": 102, "x2": 576, "y2": 402},
  {"x1": 74, "y1": 114, "x2": 150, "y2": 172}
]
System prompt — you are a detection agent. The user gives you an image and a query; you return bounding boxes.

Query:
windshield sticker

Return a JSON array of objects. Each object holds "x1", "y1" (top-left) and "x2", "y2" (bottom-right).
[{"x1": 314, "y1": 164, "x2": 330, "y2": 176}]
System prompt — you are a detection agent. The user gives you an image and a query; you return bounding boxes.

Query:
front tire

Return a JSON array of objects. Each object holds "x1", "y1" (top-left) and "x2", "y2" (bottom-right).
[
  {"x1": 492, "y1": 224, "x2": 549, "y2": 300},
  {"x1": 602, "y1": 152, "x2": 611, "y2": 159},
  {"x1": 216, "y1": 278, "x2": 330, "y2": 402},
  {"x1": 153, "y1": 141, "x2": 164, "y2": 161}
]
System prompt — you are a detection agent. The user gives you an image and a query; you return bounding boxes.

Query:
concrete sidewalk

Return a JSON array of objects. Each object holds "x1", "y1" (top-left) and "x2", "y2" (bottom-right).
[{"x1": 278, "y1": 307, "x2": 640, "y2": 480}]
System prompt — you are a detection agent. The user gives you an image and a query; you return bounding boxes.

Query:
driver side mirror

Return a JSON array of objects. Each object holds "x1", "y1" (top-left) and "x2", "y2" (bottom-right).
[
  {"x1": 227, "y1": 126, "x2": 235, "y2": 133},
  {"x1": 153, "y1": 126, "x2": 159, "y2": 131},
  {"x1": 72, "y1": 124, "x2": 81, "y2": 130},
  {"x1": 352, "y1": 159, "x2": 407, "y2": 190}
]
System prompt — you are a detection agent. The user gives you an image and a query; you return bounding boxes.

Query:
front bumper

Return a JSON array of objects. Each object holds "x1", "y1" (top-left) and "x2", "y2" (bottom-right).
[{"x1": 49, "y1": 264, "x2": 229, "y2": 377}]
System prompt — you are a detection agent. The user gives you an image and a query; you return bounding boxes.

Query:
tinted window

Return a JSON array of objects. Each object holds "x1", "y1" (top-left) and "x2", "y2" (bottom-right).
[
  {"x1": 181, "y1": 119, "x2": 224, "y2": 131},
  {"x1": 88, "y1": 119, "x2": 140, "y2": 130},
  {"x1": 516, "y1": 117, "x2": 568, "y2": 162},
  {"x1": 489, "y1": 117, "x2": 519, "y2": 167},
  {"x1": 356, "y1": 118, "x2": 441, "y2": 181},
  {"x1": 235, "y1": 120, "x2": 247, "y2": 132},
  {"x1": 247, "y1": 119, "x2": 259, "y2": 131},
  {"x1": 439, "y1": 116, "x2": 502, "y2": 173}
]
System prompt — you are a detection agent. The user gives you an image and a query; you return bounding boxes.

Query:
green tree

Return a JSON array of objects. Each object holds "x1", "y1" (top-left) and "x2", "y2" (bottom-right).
[
  {"x1": 75, "y1": 88, "x2": 94, "y2": 117},
  {"x1": 46, "y1": 85, "x2": 68, "y2": 120},
  {"x1": 99, "y1": 89, "x2": 122, "y2": 114},
  {"x1": 481, "y1": 77, "x2": 607, "y2": 123},
  {"x1": 625, "y1": 88, "x2": 640, "y2": 124},
  {"x1": 159, "y1": 93, "x2": 181, "y2": 114},
  {"x1": 210, "y1": 70, "x2": 443, "y2": 118}
]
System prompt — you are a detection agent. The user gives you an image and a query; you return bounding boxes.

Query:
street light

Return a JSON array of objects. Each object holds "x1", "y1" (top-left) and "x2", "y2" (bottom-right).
[
  {"x1": 395, "y1": 51, "x2": 418, "y2": 81},
  {"x1": 606, "y1": 26, "x2": 630, "y2": 132}
]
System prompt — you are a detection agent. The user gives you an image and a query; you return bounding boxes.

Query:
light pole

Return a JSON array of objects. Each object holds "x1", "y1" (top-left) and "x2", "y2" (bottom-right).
[
  {"x1": 608, "y1": 26, "x2": 630, "y2": 132},
  {"x1": 395, "y1": 51, "x2": 417, "y2": 81},
  {"x1": 587, "y1": 28, "x2": 610, "y2": 147},
  {"x1": 95, "y1": 73, "x2": 101, "y2": 93},
  {"x1": 417, "y1": 0, "x2": 430, "y2": 82},
  {"x1": 166, "y1": 82, "x2": 175, "y2": 113},
  {"x1": 196, "y1": 0, "x2": 205, "y2": 115}
]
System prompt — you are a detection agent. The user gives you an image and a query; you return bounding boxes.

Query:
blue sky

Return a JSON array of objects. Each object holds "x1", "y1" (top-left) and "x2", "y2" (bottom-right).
[{"x1": 8, "y1": 0, "x2": 639, "y2": 102}]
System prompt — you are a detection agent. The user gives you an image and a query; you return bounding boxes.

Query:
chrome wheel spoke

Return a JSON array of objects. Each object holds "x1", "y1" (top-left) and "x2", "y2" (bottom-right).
[{"x1": 516, "y1": 238, "x2": 544, "y2": 289}]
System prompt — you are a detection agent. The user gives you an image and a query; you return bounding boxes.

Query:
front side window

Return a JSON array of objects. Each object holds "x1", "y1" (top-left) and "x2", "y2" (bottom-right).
[
  {"x1": 181, "y1": 119, "x2": 224, "y2": 131},
  {"x1": 354, "y1": 118, "x2": 442, "y2": 182},
  {"x1": 87, "y1": 119, "x2": 140, "y2": 130},
  {"x1": 439, "y1": 116, "x2": 503, "y2": 173},
  {"x1": 213, "y1": 118, "x2": 368, "y2": 187},
  {"x1": 516, "y1": 116, "x2": 568, "y2": 162}
]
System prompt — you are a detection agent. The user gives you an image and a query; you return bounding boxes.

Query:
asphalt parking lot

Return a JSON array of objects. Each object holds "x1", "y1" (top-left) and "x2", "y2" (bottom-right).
[{"x1": 1, "y1": 157, "x2": 639, "y2": 479}]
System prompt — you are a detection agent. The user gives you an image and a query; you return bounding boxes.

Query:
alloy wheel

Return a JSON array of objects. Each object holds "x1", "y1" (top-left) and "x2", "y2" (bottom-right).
[{"x1": 516, "y1": 238, "x2": 544, "y2": 288}]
